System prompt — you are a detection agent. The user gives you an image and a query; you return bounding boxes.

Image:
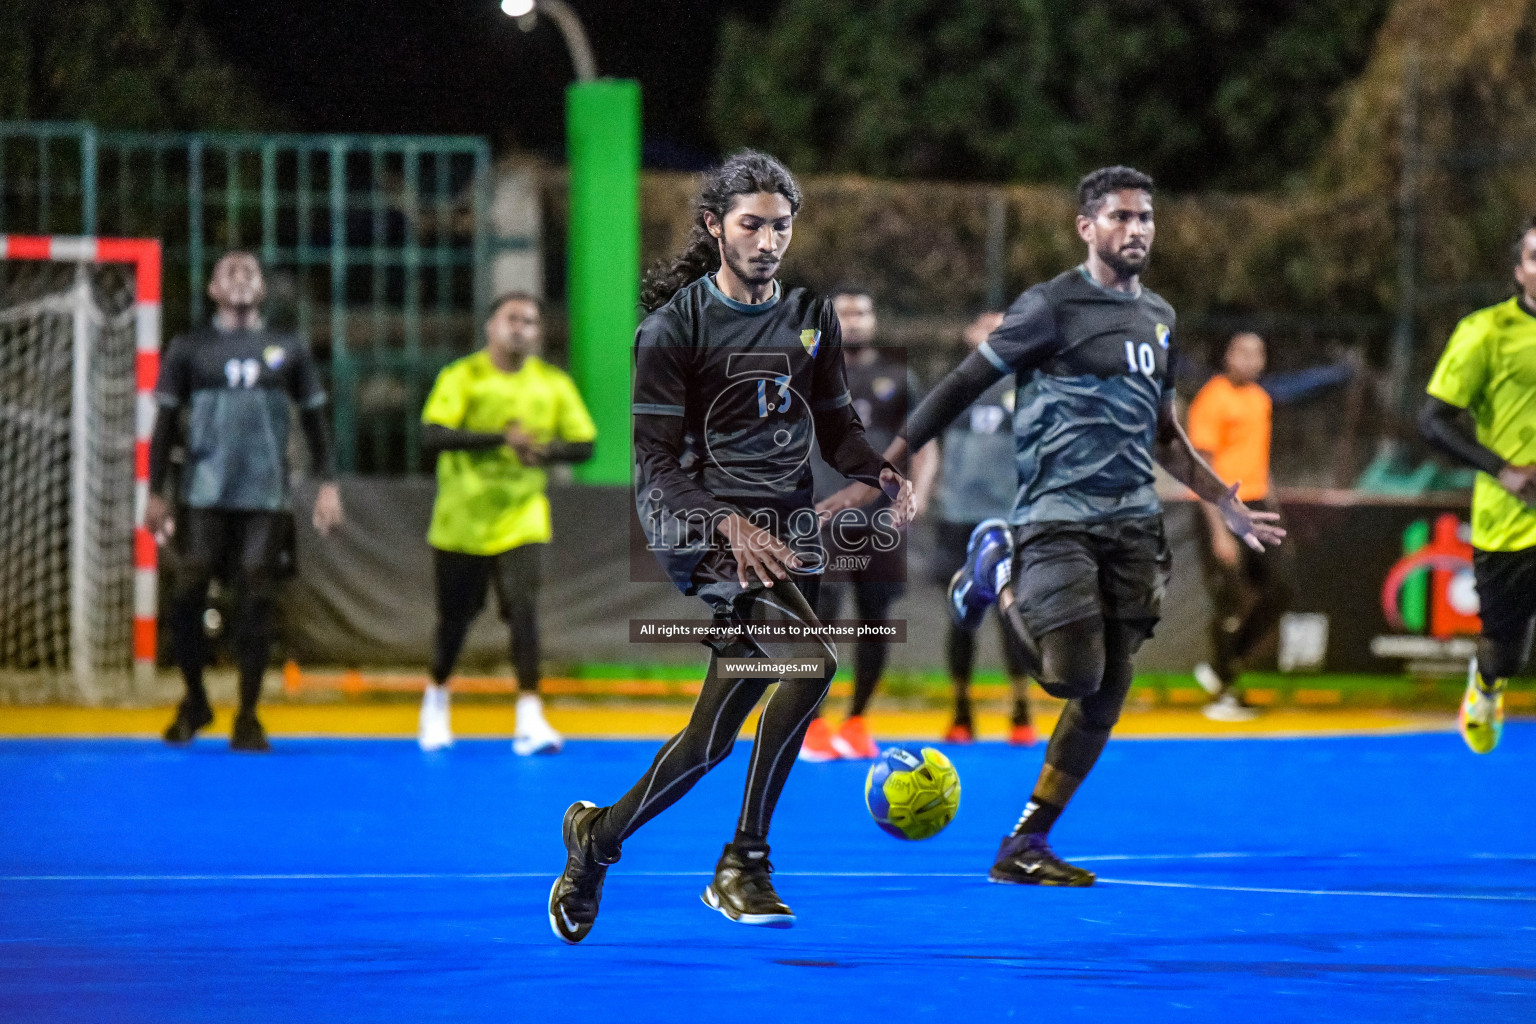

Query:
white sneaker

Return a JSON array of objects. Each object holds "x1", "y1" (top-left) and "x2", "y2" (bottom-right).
[
  {"x1": 418, "y1": 684, "x2": 454, "y2": 751},
  {"x1": 1202, "y1": 691, "x2": 1259, "y2": 722},
  {"x1": 513, "y1": 693, "x2": 564, "y2": 756},
  {"x1": 1193, "y1": 662, "x2": 1224, "y2": 696}
]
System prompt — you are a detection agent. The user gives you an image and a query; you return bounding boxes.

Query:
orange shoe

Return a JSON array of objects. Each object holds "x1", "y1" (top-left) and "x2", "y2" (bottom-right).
[
  {"x1": 944, "y1": 722, "x2": 975, "y2": 744},
  {"x1": 1009, "y1": 724, "x2": 1038, "y2": 747},
  {"x1": 831, "y1": 715, "x2": 880, "y2": 760},
  {"x1": 798, "y1": 717, "x2": 840, "y2": 762}
]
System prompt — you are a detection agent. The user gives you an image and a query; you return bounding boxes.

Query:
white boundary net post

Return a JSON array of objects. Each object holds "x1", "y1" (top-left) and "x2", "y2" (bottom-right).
[{"x1": 0, "y1": 235, "x2": 162, "y2": 693}]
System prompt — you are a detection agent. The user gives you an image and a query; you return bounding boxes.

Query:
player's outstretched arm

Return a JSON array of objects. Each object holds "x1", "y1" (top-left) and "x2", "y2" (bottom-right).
[{"x1": 1155, "y1": 404, "x2": 1285, "y2": 551}]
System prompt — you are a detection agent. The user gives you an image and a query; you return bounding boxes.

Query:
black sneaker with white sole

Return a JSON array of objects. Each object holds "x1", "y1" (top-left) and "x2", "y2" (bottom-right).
[
  {"x1": 988, "y1": 832, "x2": 1096, "y2": 886},
  {"x1": 701, "y1": 841, "x2": 794, "y2": 927},
  {"x1": 549, "y1": 801, "x2": 615, "y2": 944}
]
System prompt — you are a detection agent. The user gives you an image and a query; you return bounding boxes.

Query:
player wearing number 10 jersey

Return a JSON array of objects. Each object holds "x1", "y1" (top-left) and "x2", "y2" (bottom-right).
[{"x1": 875, "y1": 166, "x2": 1285, "y2": 887}]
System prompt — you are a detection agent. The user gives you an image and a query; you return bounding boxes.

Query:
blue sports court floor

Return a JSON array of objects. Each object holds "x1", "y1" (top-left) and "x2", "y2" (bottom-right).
[{"x1": 2, "y1": 727, "x2": 1533, "y2": 1022}]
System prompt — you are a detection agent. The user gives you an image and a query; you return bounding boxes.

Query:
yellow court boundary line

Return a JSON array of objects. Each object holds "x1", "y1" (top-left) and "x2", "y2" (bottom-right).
[{"x1": 0, "y1": 704, "x2": 1453, "y2": 740}]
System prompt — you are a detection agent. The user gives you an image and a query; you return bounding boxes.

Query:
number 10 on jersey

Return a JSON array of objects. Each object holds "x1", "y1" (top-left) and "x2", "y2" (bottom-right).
[{"x1": 1124, "y1": 340, "x2": 1156, "y2": 377}]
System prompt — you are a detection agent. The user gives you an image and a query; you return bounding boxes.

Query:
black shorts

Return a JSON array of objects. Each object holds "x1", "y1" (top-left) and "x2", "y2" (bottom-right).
[
  {"x1": 1010, "y1": 515, "x2": 1171, "y2": 638},
  {"x1": 1473, "y1": 546, "x2": 1536, "y2": 640}
]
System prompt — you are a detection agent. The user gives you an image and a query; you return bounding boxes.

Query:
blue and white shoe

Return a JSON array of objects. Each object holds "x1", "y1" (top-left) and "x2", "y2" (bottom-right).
[{"x1": 947, "y1": 518, "x2": 1013, "y2": 630}]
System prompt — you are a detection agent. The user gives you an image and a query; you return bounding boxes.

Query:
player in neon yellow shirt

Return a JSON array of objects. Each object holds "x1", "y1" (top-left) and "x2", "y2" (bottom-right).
[
  {"x1": 418, "y1": 292, "x2": 597, "y2": 755},
  {"x1": 1420, "y1": 216, "x2": 1536, "y2": 754}
]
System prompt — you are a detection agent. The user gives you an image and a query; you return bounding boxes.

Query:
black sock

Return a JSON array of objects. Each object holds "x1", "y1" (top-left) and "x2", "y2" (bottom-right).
[
  {"x1": 1010, "y1": 796, "x2": 1063, "y2": 837},
  {"x1": 1011, "y1": 698, "x2": 1031, "y2": 727},
  {"x1": 732, "y1": 827, "x2": 768, "y2": 850},
  {"x1": 182, "y1": 669, "x2": 210, "y2": 709},
  {"x1": 953, "y1": 691, "x2": 974, "y2": 727}
]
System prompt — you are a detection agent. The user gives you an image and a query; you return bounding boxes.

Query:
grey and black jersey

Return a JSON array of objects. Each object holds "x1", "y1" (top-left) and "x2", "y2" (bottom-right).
[
  {"x1": 154, "y1": 327, "x2": 327, "y2": 511},
  {"x1": 632, "y1": 275, "x2": 889, "y2": 594},
  {"x1": 810, "y1": 349, "x2": 914, "y2": 507},
  {"x1": 978, "y1": 266, "x2": 1177, "y2": 525},
  {"x1": 937, "y1": 374, "x2": 1017, "y2": 524}
]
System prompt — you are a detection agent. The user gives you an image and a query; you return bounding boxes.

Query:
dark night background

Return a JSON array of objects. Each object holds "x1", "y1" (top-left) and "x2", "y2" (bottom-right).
[{"x1": 198, "y1": 0, "x2": 780, "y2": 167}]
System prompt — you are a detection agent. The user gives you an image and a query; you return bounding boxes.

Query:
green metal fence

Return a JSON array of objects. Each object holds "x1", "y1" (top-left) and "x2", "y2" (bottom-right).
[{"x1": 0, "y1": 121, "x2": 492, "y2": 473}]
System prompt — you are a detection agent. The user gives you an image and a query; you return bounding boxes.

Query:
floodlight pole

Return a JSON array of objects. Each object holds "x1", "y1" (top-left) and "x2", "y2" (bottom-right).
[
  {"x1": 514, "y1": 0, "x2": 598, "y2": 82},
  {"x1": 504, "y1": 0, "x2": 638, "y2": 485}
]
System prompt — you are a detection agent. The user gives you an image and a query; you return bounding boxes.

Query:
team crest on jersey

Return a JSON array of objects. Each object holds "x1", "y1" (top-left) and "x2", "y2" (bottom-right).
[
  {"x1": 799, "y1": 329, "x2": 821, "y2": 356},
  {"x1": 262, "y1": 345, "x2": 286, "y2": 369},
  {"x1": 1155, "y1": 323, "x2": 1170, "y2": 349}
]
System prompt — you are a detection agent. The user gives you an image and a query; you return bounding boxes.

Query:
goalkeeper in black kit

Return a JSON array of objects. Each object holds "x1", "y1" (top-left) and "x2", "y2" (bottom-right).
[
  {"x1": 850, "y1": 167, "x2": 1284, "y2": 885},
  {"x1": 146, "y1": 251, "x2": 343, "y2": 752}
]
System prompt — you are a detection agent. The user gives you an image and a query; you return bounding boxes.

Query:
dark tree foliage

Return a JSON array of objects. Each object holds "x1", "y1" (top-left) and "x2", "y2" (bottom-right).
[
  {"x1": 712, "y1": 0, "x2": 1391, "y2": 190},
  {"x1": 0, "y1": 0, "x2": 277, "y2": 130}
]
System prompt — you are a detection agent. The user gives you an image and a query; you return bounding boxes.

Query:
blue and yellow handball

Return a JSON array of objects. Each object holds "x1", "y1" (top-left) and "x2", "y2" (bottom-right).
[{"x1": 864, "y1": 746, "x2": 961, "y2": 840}]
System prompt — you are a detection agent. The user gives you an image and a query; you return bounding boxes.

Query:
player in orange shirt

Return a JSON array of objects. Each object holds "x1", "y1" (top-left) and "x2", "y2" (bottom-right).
[{"x1": 1185, "y1": 332, "x2": 1297, "y2": 720}]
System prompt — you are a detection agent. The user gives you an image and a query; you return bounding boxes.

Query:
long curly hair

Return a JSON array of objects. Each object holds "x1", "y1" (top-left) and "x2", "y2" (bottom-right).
[{"x1": 640, "y1": 150, "x2": 803, "y2": 313}]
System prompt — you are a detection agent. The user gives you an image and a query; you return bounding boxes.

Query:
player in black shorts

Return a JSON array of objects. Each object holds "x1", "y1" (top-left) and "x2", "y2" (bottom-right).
[
  {"x1": 868, "y1": 167, "x2": 1284, "y2": 886},
  {"x1": 800, "y1": 286, "x2": 934, "y2": 761},
  {"x1": 548, "y1": 152, "x2": 913, "y2": 942},
  {"x1": 146, "y1": 252, "x2": 344, "y2": 751},
  {"x1": 932, "y1": 310, "x2": 1038, "y2": 745}
]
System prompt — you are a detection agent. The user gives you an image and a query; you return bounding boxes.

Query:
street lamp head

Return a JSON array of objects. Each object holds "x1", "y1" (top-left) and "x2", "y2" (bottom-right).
[{"x1": 500, "y1": 0, "x2": 535, "y2": 18}]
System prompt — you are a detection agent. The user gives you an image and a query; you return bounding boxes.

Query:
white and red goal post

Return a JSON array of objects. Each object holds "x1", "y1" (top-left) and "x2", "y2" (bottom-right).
[{"x1": 0, "y1": 235, "x2": 160, "y2": 686}]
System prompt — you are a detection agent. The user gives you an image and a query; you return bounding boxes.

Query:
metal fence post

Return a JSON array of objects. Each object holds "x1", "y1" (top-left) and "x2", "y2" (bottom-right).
[
  {"x1": 330, "y1": 138, "x2": 356, "y2": 473},
  {"x1": 80, "y1": 125, "x2": 98, "y2": 237},
  {"x1": 188, "y1": 136, "x2": 205, "y2": 326}
]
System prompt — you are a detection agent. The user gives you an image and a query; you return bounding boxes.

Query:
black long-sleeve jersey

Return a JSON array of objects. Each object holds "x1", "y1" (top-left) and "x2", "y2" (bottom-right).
[
  {"x1": 633, "y1": 274, "x2": 891, "y2": 594},
  {"x1": 905, "y1": 266, "x2": 1178, "y2": 525}
]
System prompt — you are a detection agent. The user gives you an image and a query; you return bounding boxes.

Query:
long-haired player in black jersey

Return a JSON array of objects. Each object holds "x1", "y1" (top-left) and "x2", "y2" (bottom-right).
[{"x1": 549, "y1": 152, "x2": 914, "y2": 943}]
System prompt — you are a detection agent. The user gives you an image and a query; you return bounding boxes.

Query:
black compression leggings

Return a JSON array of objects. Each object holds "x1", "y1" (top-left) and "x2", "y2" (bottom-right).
[
  {"x1": 1003, "y1": 613, "x2": 1148, "y2": 829},
  {"x1": 170, "y1": 509, "x2": 285, "y2": 714},
  {"x1": 1479, "y1": 627, "x2": 1535, "y2": 683},
  {"x1": 815, "y1": 580, "x2": 899, "y2": 718},
  {"x1": 589, "y1": 578, "x2": 835, "y2": 861},
  {"x1": 431, "y1": 545, "x2": 543, "y2": 692},
  {"x1": 947, "y1": 613, "x2": 1035, "y2": 726}
]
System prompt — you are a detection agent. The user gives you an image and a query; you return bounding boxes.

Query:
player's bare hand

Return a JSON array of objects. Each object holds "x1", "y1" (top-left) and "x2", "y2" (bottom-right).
[
  {"x1": 1217, "y1": 483, "x2": 1285, "y2": 552},
  {"x1": 816, "y1": 482, "x2": 880, "y2": 523},
  {"x1": 312, "y1": 482, "x2": 344, "y2": 537},
  {"x1": 504, "y1": 424, "x2": 544, "y2": 466},
  {"x1": 1210, "y1": 524, "x2": 1242, "y2": 568},
  {"x1": 718, "y1": 513, "x2": 801, "y2": 588},
  {"x1": 1497, "y1": 463, "x2": 1536, "y2": 506},
  {"x1": 144, "y1": 494, "x2": 174, "y2": 544},
  {"x1": 879, "y1": 467, "x2": 916, "y2": 528}
]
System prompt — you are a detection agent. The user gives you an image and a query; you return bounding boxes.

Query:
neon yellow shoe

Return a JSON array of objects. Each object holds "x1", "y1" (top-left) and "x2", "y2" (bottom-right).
[{"x1": 1458, "y1": 663, "x2": 1505, "y2": 755}]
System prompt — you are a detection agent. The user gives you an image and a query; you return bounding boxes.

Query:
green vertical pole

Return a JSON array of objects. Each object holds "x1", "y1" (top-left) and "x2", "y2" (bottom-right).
[
  {"x1": 1401, "y1": 519, "x2": 1429, "y2": 634},
  {"x1": 566, "y1": 79, "x2": 640, "y2": 486}
]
